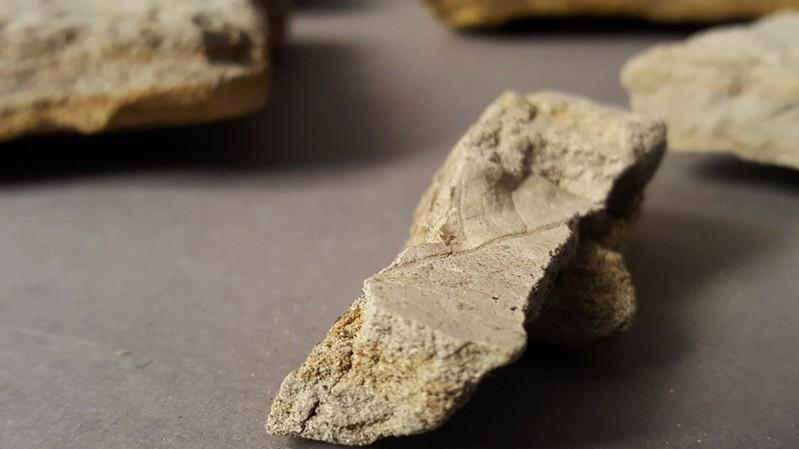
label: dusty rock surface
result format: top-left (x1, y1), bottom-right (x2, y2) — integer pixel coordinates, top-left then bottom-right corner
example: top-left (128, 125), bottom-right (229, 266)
top-left (622, 11), bottom-right (799, 170)
top-left (266, 91), bottom-right (666, 445)
top-left (425, 0), bottom-right (799, 28)
top-left (0, 0), bottom-right (275, 141)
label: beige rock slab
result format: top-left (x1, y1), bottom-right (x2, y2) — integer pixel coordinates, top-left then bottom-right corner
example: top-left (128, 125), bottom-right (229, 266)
top-left (425, 0), bottom-right (799, 28)
top-left (266, 91), bottom-right (665, 445)
top-left (622, 11), bottom-right (799, 170)
top-left (0, 0), bottom-right (274, 142)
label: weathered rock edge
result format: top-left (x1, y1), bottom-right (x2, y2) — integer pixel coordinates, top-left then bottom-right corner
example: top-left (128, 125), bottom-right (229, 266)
top-left (424, 0), bottom-right (799, 28)
top-left (0, 0), bottom-right (277, 142)
top-left (622, 10), bottom-right (799, 170)
top-left (266, 91), bottom-right (666, 445)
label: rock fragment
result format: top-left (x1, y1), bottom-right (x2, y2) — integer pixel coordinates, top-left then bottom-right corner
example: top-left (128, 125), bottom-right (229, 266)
top-left (266, 91), bottom-right (665, 445)
top-left (0, 0), bottom-right (277, 142)
top-left (622, 11), bottom-right (799, 170)
top-left (424, 0), bottom-right (799, 28)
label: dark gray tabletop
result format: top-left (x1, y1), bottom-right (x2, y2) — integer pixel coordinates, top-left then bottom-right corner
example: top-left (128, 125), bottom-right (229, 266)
top-left (1, 2), bottom-right (797, 448)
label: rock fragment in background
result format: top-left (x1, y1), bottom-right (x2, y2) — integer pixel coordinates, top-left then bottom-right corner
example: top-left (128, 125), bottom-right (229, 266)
top-left (622, 11), bottom-right (799, 170)
top-left (425, 0), bottom-right (799, 28)
top-left (266, 91), bottom-right (666, 445)
top-left (0, 0), bottom-right (279, 142)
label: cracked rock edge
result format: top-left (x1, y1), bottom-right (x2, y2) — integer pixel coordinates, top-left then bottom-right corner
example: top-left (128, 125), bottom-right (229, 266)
top-left (266, 91), bottom-right (666, 445)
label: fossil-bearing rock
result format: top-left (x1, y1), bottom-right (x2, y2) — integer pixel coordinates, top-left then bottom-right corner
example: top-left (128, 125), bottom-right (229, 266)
top-left (266, 92), bottom-right (665, 445)
top-left (0, 0), bottom-right (278, 142)
top-left (424, 0), bottom-right (799, 28)
top-left (622, 11), bottom-right (799, 170)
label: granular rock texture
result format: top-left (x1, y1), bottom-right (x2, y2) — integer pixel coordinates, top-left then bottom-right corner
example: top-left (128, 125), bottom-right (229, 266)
top-left (622, 11), bottom-right (799, 170)
top-left (531, 217), bottom-right (637, 345)
top-left (266, 92), bottom-right (665, 445)
top-left (0, 0), bottom-right (275, 141)
top-left (425, 0), bottom-right (799, 28)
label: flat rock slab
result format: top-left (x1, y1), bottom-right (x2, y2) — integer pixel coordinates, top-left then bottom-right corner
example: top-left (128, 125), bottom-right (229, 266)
top-left (0, 0), bottom-right (274, 142)
top-left (424, 0), bottom-right (799, 28)
top-left (266, 91), bottom-right (665, 445)
top-left (622, 11), bottom-right (799, 170)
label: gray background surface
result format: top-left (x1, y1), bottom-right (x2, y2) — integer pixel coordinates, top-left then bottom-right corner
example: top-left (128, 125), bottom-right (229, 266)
top-left (1, 2), bottom-right (798, 448)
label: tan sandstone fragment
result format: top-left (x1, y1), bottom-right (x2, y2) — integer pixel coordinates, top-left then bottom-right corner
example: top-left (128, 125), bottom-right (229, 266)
top-left (0, 0), bottom-right (277, 141)
top-left (424, 0), bottom-right (799, 28)
top-left (622, 11), bottom-right (799, 170)
top-left (266, 92), bottom-right (666, 445)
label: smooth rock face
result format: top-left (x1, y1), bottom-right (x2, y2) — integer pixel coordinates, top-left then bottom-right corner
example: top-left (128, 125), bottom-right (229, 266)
top-left (0, 0), bottom-right (273, 141)
top-left (622, 11), bottom-right (799, 170)
top-left (266, 92), bottom-right (666, 445)
top-left (425, 0), bottom-right (799, 28)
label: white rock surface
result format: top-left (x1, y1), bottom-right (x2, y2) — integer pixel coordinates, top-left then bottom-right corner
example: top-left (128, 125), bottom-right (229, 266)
top-left (622, 11), bottom-right (799, 169)
top-left (266, 91), bottom-right (666, 445)
top-left (0, 0), bottom-right (273, 141)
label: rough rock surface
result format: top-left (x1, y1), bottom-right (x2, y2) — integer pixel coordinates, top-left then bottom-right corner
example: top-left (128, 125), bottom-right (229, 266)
top-left (0, 0), bottom-right (274, 141)
top-left (530, 211), bottom-right (640, 345)
top-left (425, 0), bottom-right (799, 28)
top-left (622, 11), bottom-right (799, 170)
top-left (266, 92), bottom-right (665, 445)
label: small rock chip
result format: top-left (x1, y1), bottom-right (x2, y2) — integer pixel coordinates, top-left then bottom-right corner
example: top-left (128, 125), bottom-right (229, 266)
top-left (622, 11), bottom-right (799, 170)
top-left (0, 0), bottom-right (276, 141)
top-left (266, 92), bottom-right (665, 445)
top-left (424, 0), bottom-right (799, 28)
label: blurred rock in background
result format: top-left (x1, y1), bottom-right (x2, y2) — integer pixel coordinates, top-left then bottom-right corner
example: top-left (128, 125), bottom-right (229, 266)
top-left (0, 0), bottom-right (288, 142)
top-left (622, 11), bottom-right (799, 170)
top-left (424, 0), bottom-right (799, 28)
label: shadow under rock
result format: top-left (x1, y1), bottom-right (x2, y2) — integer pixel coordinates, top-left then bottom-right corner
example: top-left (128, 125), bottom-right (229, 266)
top-left (373, 209), bottom-right (776, 449)
top-left (693, 155), bottom-right (799, 193)
top-left (293, 0), bottom-right (369, 12)
top-left (460, 15), bottom-right (718, 39)
top-left (0, 42), bottom-right (408, 186)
